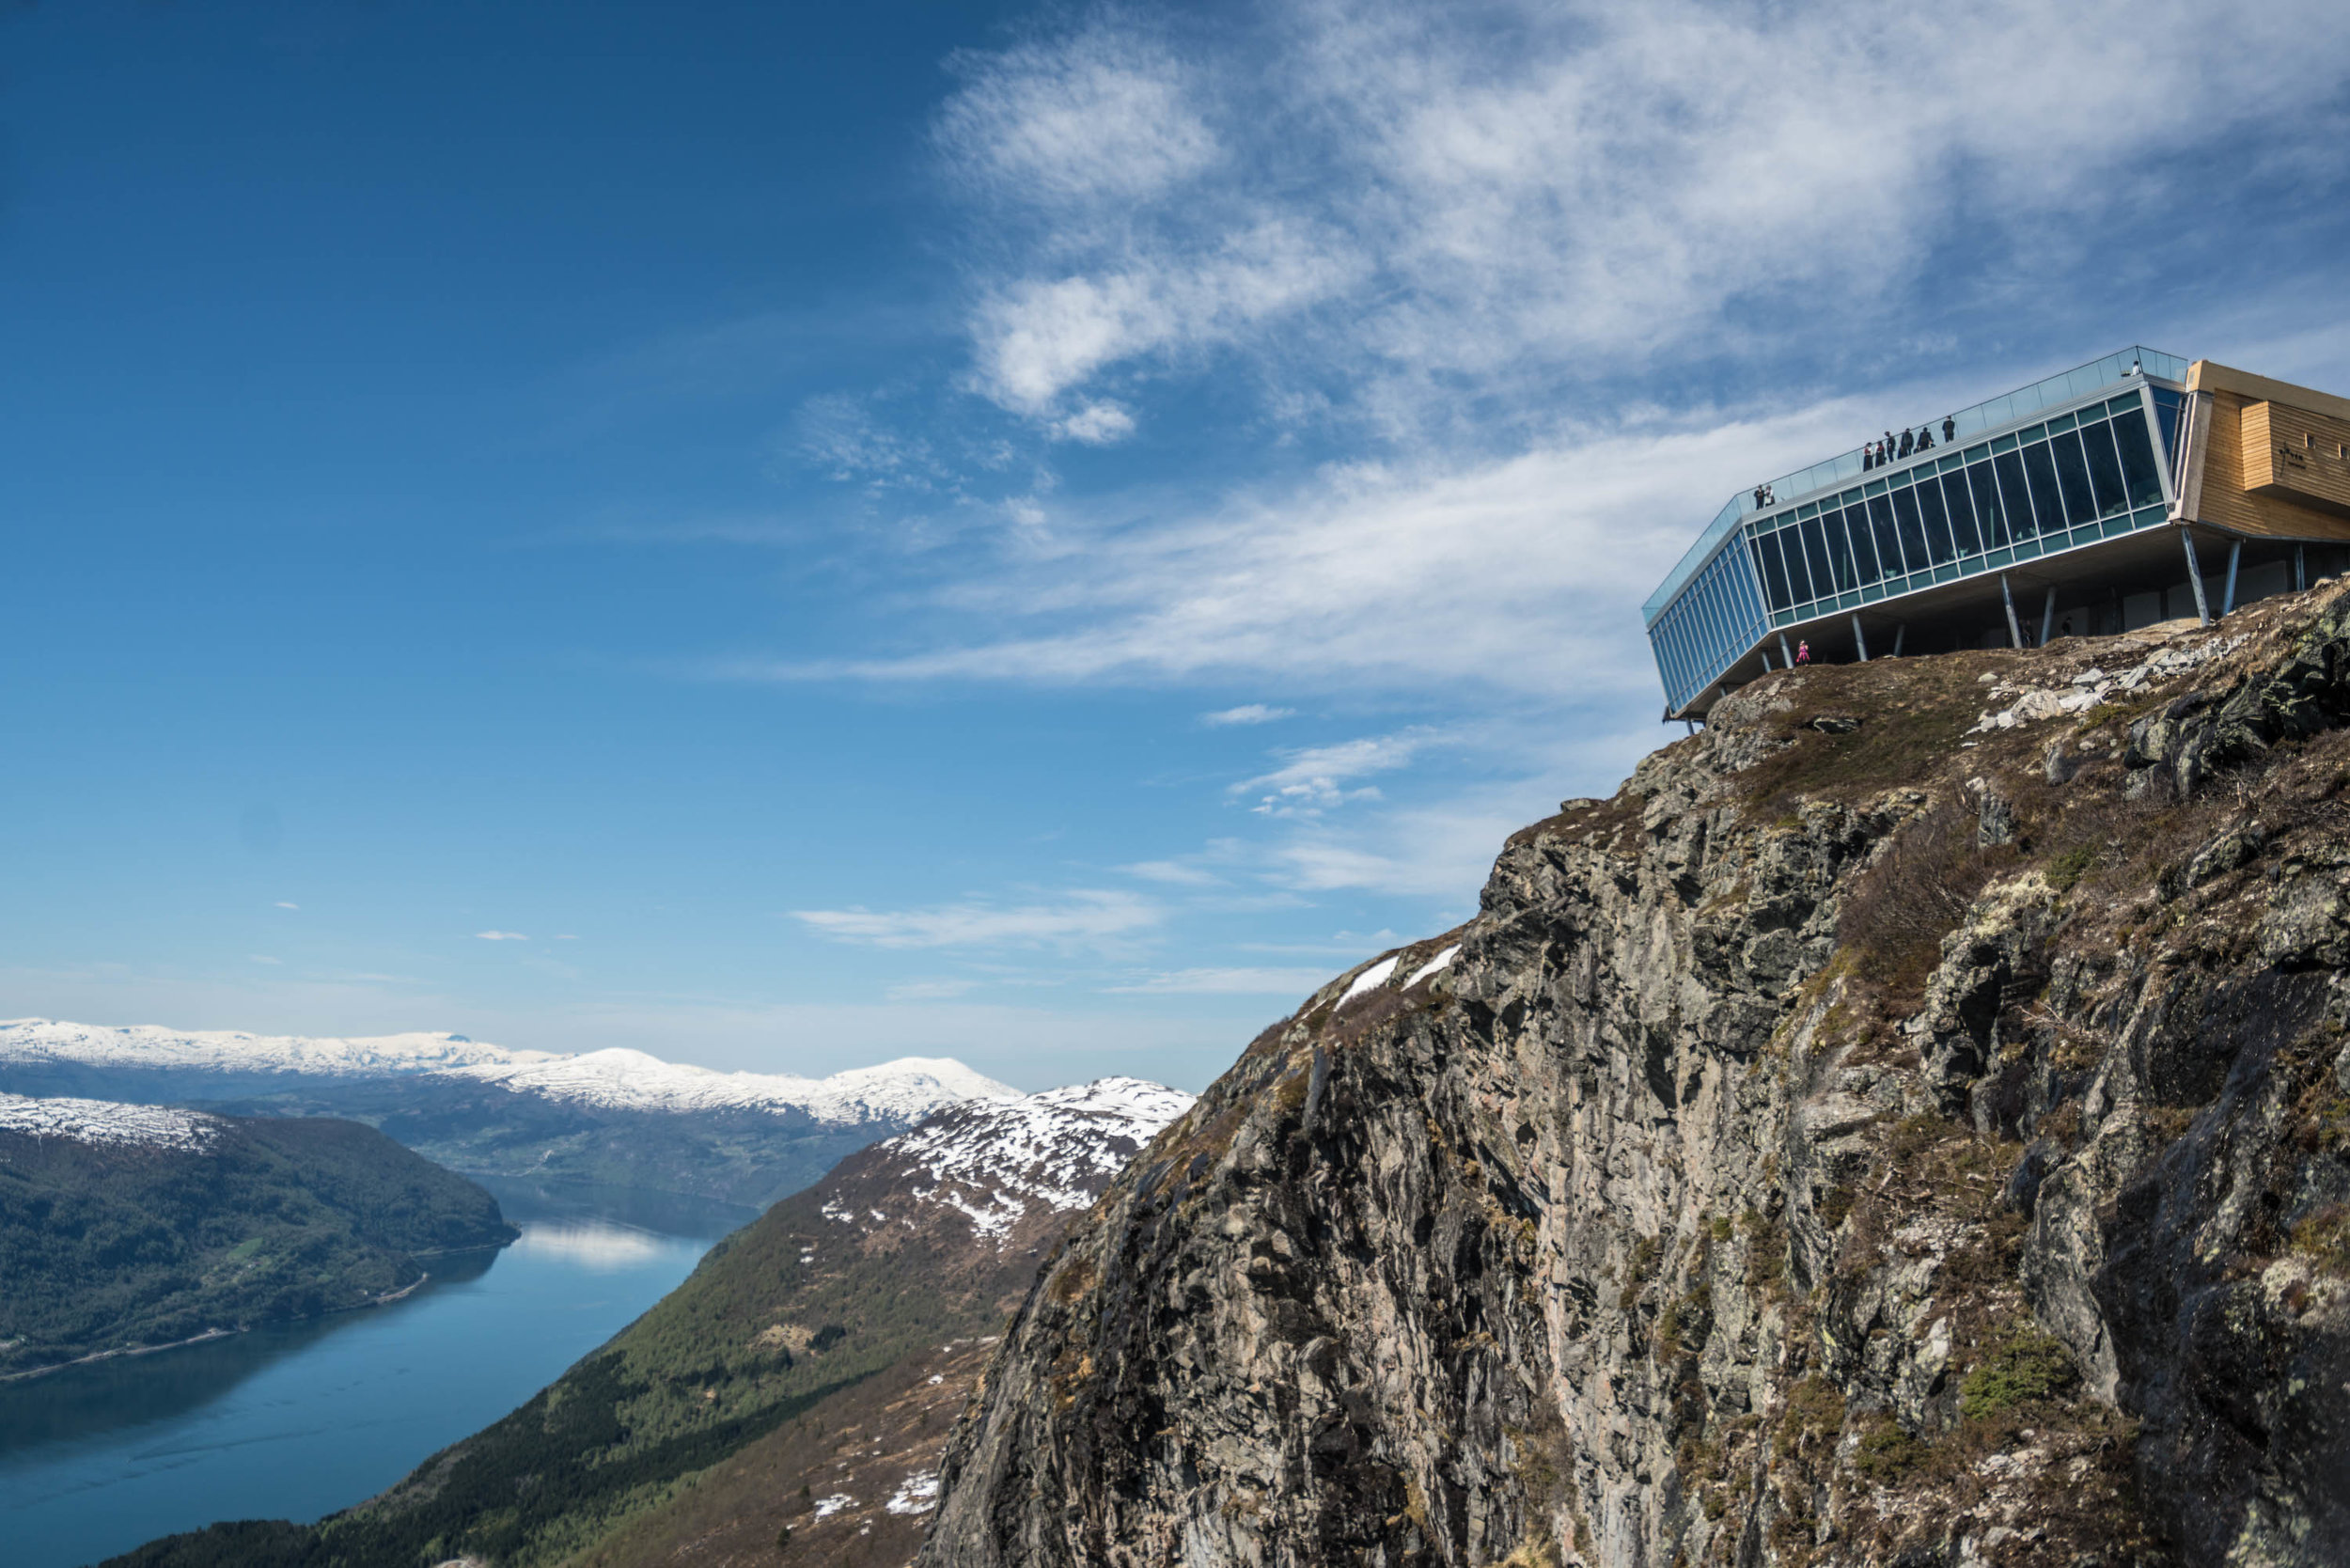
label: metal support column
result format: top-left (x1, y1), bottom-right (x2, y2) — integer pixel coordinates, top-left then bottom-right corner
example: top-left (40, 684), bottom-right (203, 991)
top-left (2182, 529), bottom-right (2212, 626)
top-left (1778, 633), bottom-right (1795, 666)
top-left (1852, 615), bottom-right (1869, 661)
top-left (2000, 572), bottom-right (2024, 649)
top-left (1892, 623), bottom-right (1906, 657)
top-left (2297, 544), bottom-right (2309, 592)
top-left (2222, 540), bottom-right (2242, 615)
top-left (2040, 587), bottom-right (2058, 646)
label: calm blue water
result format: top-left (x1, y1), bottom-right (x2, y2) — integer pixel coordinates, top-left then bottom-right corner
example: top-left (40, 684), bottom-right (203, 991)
top-left (0, 1177), bottom-right (753, 1568)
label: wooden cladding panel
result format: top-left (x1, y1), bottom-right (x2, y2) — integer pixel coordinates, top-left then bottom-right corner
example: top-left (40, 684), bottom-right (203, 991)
top-left (2242, 400), bottom-right (2350, 519)
top-left (2193, 390), bottom-right (2350, 541)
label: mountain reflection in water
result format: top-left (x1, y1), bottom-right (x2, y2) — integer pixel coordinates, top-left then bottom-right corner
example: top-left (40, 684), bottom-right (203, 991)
top-left (0, 1178), bottom-right (751, 1568)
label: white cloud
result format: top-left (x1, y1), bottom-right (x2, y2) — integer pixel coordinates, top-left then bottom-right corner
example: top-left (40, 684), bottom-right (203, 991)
top-left (790, 890), bottom-right (1163, 952)
top-left (1119, 859), bottom-right (1225, 887)
top-left (1051, 400), bottom-right (1136, 445)
top-left (1105, 966), bottom-right (1331, 995)
top-left (937, 20), bottom-right (1220, 208)
top-left (1200, 703), bottom-right (1293, 726)
top-left (249, 955), bottom-right (282, 965)
top-left (273, 901), bottom-right (299, 910)
top-left (941, 0), bottom-right (2350, 431)
top-left (1234, 729), bottom-right (1438, 817)
top-left (475, 931), bottom-right (530, 942)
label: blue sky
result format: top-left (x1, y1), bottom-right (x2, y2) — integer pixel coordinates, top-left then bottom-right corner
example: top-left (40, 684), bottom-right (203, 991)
top-left (5, 0), bottom-right (2348, 1091)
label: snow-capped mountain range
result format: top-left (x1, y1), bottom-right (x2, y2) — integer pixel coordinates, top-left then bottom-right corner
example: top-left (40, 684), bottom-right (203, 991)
top-left (0, 1090), bottom-right (219, 1151)
top-left (818, 1076), bottom-right (1195, 1246)
top-left (0, 1019), bottom-right (1017, 1127)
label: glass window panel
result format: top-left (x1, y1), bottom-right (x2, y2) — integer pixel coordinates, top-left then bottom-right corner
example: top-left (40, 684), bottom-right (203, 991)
top-left (1914, 473), bottom-right (1956, 564)
top-left (1798, 514), bottom-right (1832, 602)
top-left (2050, 430), bottom-right (2097, 525)
top-left (1892, 485), bottom-right (1930, 572)
top-left (1866, 494), bottom-right (1904, 577)
top-left (2112, 406), bottom-right (2165, 508)
top-left (1781, 525), bottom-right (1814, 604)
top-left (1993, 449), bottom-right (2036, 538)
top-left (1941, 470), bottom-right (1982, 556)
top-left (1753, 532), bottom-right (1790, 612)
top-left (2021, 440), bottom-right (2067, 533)
top-left (2018, 423), bottom-right (2047, 444)
top-left (1798, 502), bottom-right (1819, 519)
top-left (1992, 433), bottom-right (2019, 454)
top-left (1820, 505), bottom-right (1856, 592)
top-left (2080, 420), bottom-right (2128, 517)
top-left (1968, 461), bottom-right (2009, 547)
top-left (2046, 411), bottom-right (2077, 433)
top-left (1964, 444), bottom-right (1990, 463)
top-left (1845, 504), bottom-right (1883, 585)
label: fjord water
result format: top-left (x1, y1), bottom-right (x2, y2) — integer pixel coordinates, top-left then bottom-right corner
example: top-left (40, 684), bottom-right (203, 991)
top-left (0, 1178), bottom-right (752, 1568)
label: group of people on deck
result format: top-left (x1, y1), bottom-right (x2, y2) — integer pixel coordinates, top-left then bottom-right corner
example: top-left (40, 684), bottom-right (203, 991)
top-left (1861, 415), bottom-right (1960, 471)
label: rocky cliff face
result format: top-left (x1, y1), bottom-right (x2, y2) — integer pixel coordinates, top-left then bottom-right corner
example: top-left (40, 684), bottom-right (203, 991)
top-left (921, 587), bottom-right (2350, 1568)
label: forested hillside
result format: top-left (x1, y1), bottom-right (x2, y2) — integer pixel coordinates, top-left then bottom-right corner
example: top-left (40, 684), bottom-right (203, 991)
top-left (0, 1096), bottom-right (516, 1378)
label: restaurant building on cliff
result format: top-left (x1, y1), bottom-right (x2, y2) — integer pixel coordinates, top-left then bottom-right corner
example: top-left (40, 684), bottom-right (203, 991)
top-left (1644, 347), bottom-right (2350, 721)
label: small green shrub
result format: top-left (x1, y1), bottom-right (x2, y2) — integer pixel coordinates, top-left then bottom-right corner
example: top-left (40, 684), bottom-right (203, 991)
top-left (2045, 843), bottom-right (2099, 892)
top-left (1959, 1327), bottom-right (2078, 1419)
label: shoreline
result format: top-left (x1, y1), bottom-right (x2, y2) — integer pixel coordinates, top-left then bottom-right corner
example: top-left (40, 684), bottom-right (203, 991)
top-left (0, 1271), bottom-right (437, 1385)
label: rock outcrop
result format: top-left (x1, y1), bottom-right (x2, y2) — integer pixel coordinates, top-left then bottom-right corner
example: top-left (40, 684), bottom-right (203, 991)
top-left (921, 591), bottom-right (2350, 1568)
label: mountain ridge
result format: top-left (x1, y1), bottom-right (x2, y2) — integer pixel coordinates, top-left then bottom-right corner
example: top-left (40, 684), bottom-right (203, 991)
top-left (0, 1020), bottom-right (1022, 1209)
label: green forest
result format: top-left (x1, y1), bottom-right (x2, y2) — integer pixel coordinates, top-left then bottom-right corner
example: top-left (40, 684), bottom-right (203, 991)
top-left (0, 1113), bottom-right (517, 1377)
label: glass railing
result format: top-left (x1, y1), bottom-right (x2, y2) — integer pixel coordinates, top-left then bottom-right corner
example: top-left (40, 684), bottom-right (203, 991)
top-left (1642, 346), bottom-right (2191, 625)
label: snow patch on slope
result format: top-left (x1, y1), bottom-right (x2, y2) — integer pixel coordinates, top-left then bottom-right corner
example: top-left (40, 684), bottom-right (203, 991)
top-left (0, 1018), bottom-right (543, 1076)
top-left (0, 1092), bottom-right (218, 1151)
top-left (836, 1077), bottom-right (1194, 1246)
top-left (1340, 955), bottom-right (1401, 1005)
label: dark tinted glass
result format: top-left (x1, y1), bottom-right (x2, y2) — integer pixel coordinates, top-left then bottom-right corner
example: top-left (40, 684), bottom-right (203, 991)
top-left (1942, 471), bottom-right (1982, 555)
top-left (2080, 419), bottom-right (2128, 516)
top-left (1781, 525), bottom-right (1814, 603)
top-left (1866, 494), bottom-right (1903, 576)
top-left (1994, 449), bottom-right (2036, 537)
top-left (2021, 442), bottom-right (2066, 534)
top-left (1891, 486), bottom-right (1930, 572)
top-left (1914, 475), bottom-right (1956, 563)
top-left (1821, 505), bottom-right (1856, 592)
top-left (2050, 431), bottom-right (2097, 525)
top-left (1843, 505), bottom-right (1883, 585)
top-left (1967, 461), bottom-right (2009, 546)
top-left (2112, 407), bottom-right (2166, 508)
top-left (2151, 390), bottom-right (2180, 462)
top-left (1799, 515), bottom-right (1832, 600)
top-left (1755, 531), bottom-right (1792, 610)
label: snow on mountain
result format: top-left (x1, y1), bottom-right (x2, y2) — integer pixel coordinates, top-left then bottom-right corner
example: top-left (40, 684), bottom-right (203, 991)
top-left (0, 1091), bottom-right (218, 1151)
top-left (0, 1019), bottom-right (1018, 1129)
top-left (0, 1017), bottom-right (549, 1076)
top-left (823, 1076), bottom-right (1196, 1245)
top-left (446, 1048), bottom-right (1022, 1124)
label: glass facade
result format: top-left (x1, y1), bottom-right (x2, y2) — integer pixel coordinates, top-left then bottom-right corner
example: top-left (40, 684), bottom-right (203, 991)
top-left (1650, 523), bottom-right (1770, 717)
top-left (1645, 358), bottom-right (2192, 717)
top-left (1744, 391), bottom-right (2169, 625)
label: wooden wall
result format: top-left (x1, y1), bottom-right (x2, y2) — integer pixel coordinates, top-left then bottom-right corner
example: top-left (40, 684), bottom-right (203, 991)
top-left (2187, 360), bottom-right (2350, 541)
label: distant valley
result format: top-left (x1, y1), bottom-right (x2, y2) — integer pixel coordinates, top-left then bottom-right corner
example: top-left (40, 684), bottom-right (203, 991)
top-left (0, 1020), bottom-right (1020, 1209)
top-left (107, 1076), bottom-right (1195, 1568)
top-left (0, 1093), bottom-right (517, 1380)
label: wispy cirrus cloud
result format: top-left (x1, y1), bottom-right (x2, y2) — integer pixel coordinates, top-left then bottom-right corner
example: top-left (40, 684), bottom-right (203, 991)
top-left (475, 931), bottom-right (530, 942)
top-left (1201, 703), bottom-right (1293, 727)
top-left (1104, 965), bottom-right (1331, 996)
top-left (790, 889), bottom-right (1163, 952)
top-left (1233, 729), bottom-right (1442, 817)
top-left (939, 0), bottom-right (2350, 439)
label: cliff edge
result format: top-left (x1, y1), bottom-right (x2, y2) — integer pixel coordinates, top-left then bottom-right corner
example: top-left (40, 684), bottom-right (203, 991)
top-left (921, 586), bottom-right (2350, 1568)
